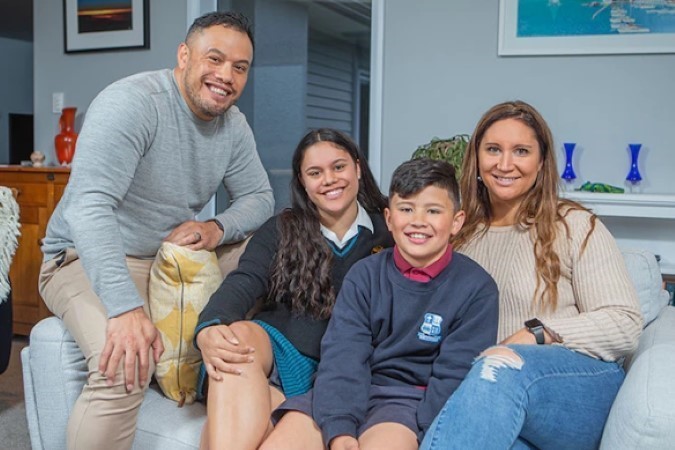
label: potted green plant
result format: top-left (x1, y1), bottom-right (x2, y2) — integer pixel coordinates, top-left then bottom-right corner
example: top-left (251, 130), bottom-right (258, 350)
top-left (411, 134), bottom-right (470, 179)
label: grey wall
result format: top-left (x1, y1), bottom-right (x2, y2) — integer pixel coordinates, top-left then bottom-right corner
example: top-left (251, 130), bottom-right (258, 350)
top-left (34, 0), bottom-right (187, 164)
top-left (378, 0), bottom-right (675, 194)
top-left (248, 0), bottom-right (308, 171)
top-left (221, 0), bottom-right (309, 212)
top-left (0, 37), bottom-right (33, 164)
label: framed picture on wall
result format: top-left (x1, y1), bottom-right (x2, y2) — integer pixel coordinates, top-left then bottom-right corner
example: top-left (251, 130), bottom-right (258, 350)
top-left (498, 0), bottom-right (675, 56)
top-left (63, 0), bottom-right (149, 53)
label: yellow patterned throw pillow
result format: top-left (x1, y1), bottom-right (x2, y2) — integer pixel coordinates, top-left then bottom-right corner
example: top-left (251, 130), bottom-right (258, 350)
top-left (149, 242), bottom-right (222, 406)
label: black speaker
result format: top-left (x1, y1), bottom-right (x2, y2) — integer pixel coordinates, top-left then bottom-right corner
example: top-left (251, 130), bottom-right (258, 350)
top-left (8, 113), bottom-right (34, 165)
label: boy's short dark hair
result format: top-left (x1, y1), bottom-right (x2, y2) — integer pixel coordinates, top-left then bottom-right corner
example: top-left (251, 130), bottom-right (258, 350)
top-left (186, 11), bottom-right (254, 49)
top-left (389, 158), bottom-right (460, 210)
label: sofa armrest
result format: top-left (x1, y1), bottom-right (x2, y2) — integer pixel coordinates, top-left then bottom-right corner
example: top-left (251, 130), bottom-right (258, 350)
top-left (23, 316), bottom-right (205, 450)
top-left (621, 249), bottom-right (670, 325)
top-left (600, 306), bottom-right (675, 449)
top-left (21, 346), bottom-right (43, 450)
top-left (25, 317), bottom-right (87, 450)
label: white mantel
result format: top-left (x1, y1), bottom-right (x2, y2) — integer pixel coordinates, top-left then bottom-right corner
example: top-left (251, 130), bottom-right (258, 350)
top-left (562, 191), bottom-right (675, 275)
top-left (562, 192), bottom-right (675, 220)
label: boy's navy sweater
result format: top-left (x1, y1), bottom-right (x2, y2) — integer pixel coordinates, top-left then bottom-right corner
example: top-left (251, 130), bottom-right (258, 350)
top-left (197, 212), bottom-right (393, 360)
top-left (313, 248), bottom-right (499, 443)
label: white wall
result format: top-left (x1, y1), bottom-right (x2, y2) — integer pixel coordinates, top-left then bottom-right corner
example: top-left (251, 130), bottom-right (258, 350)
top-left (33, 0), bottom-right (187, 164)
top-left (377, 0), bottom-right (675, 194)
top-left (0, 37), bottom-right (33, 164)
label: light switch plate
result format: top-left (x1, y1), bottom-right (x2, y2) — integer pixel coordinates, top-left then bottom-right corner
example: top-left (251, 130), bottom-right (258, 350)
top-left (52, 92), bottom-right (65, 114)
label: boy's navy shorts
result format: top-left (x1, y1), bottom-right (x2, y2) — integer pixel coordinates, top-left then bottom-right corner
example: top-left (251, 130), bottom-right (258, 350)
top-left (272, 384), bottom-right (424, 439)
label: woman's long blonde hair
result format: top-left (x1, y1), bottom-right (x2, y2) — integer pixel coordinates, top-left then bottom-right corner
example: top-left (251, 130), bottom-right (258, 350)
top-left (453, 100), bottom-right (595, 311)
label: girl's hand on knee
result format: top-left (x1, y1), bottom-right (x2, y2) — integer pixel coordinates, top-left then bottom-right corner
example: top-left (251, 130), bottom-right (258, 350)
top-left (330, 435), bottom-right (360, 450)
top-left (196, 325), bottom-right (255, 381)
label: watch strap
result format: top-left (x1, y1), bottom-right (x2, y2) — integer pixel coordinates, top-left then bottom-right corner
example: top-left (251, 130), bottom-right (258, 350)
top-left (530, 325), bottom-right (545, 345)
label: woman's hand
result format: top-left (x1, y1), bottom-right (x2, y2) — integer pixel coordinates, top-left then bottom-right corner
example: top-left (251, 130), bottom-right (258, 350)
top-left (500, 327), bottom-right (557, 345)
top-left (500, 327), bottom-right (539, 345)
top-left (330, 435), bottom-right (360, 450)
top-left (196, 325), bottom-right (255, 381)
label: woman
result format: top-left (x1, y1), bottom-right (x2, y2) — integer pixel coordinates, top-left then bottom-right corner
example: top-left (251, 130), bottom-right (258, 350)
top-left (420, 101), bottom-right (643, 450)
top-left (195, 128), bottom-right (393, 450)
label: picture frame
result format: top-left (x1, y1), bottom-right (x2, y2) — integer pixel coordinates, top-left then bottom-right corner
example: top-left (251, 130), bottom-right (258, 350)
top-left (63, 0), bottom-right (149, 53)
top-left (498, 0), bottom-right (675, 56)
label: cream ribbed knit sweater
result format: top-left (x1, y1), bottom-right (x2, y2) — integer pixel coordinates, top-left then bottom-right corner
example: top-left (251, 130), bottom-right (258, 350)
top-left (459, 208), bottom-right (643, 362)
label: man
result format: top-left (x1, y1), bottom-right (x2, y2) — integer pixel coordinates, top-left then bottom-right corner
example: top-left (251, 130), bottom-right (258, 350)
top-left (39, 11), bottom-right (273, 449)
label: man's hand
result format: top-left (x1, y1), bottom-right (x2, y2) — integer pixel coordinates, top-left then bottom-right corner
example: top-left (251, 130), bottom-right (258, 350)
top-left (98, 307), bottom-right (164, 392)
top-left (196, 325), bottom-right (255, 381)
top-left (330, 435), bottom-right (360, 450)
top-left (164, 220), bottom-right (224, 251)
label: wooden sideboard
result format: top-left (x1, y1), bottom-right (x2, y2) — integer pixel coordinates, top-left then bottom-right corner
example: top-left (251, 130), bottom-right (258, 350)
top-left (0, 166), bottom-right (70, 335)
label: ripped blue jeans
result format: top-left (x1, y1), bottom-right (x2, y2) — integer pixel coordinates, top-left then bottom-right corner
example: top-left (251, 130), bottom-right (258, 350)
top-left (420, 345), bottom-right (624, 450)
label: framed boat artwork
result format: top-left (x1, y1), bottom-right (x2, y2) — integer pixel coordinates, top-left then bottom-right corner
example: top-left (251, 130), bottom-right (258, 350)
top-left (499, 0), bottom-right (675, 55)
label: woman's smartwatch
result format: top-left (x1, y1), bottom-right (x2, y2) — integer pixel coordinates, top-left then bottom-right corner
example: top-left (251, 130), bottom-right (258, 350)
top-left (525, 318), bottom-right (546, 345)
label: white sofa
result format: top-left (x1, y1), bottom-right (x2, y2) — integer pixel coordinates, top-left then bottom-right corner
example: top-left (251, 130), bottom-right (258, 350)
top-left (21, 250), bottom-right (675, 449)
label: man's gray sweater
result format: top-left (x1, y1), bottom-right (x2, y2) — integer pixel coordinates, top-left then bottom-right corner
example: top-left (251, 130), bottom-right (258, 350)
top-left (42, 69), bottom-right (274, 318)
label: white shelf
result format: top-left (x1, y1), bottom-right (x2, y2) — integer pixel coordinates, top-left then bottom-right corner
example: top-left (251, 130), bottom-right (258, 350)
top-left (561, 192), bottom-right (675, 219)
top-left (561, 191), bottom-right (675, 275)
top-left (660, 263), bottom-right (675, 275)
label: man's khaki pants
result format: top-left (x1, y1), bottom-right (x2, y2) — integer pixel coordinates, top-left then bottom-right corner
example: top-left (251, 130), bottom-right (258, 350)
top-left (38, 241), bottom-right (247, 450)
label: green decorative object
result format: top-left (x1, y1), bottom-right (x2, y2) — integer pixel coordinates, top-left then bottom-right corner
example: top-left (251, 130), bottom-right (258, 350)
top-left (411, 134), bottom-right (470, 179)
top-left (577, 181), bottom-right (625, 194)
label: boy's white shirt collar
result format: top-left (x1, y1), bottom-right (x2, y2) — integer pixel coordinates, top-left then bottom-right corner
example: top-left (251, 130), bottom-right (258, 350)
top-left (320, 203), bottom-right (373, 249)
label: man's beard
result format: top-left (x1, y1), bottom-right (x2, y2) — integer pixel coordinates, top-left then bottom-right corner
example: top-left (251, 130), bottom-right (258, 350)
top-left (183, 69), bottom-right (231, 119)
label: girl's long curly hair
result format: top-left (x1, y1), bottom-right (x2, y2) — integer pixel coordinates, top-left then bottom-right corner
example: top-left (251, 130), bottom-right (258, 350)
top-left (453, 100), bottom-right (595, 312)
top-left (267, 129), bottom-right (388, 319)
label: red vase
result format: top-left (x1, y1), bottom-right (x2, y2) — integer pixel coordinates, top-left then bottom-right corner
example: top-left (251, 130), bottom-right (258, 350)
top-left (55, 107), bottom-right (78, 166)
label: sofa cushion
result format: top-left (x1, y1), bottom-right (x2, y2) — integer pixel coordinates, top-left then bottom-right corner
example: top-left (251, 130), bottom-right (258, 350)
top-left (148, 242), bottom-right (221, 405)
top-left (134, 386), bottom-right (204, 449)
top-left (621, 249), bottom-right (670, 325)
top-left (600, 306), bottom-right (675, 449)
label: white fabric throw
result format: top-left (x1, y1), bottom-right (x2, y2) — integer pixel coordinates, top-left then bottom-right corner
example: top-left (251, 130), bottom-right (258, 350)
top-left (0, 187), bottom-right (20, 304)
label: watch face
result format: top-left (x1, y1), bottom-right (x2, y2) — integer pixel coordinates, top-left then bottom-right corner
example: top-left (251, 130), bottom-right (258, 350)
top-left (525, 318), bottom-right (543, 329)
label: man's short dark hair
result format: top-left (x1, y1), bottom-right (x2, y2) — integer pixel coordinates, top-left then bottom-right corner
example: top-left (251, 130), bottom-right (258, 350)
top-left (186, 11), bottom-right (254, 50)
top-left (389, 158), bottom-right (461, 210)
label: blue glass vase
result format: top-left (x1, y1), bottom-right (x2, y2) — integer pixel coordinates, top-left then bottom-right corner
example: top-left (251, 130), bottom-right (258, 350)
top-left (561, 142), bottom-right (577, 190)
top-left (626, 144), bottom-right (642, 190)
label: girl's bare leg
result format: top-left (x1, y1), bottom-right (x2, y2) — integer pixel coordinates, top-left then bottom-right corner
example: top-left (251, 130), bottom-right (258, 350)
top-left (359, 422), bottom-right (418, 450)
top-left (199, 321), bottom-right (279, 450)
top-left (259, 411), bottom-right (324, 450)
top-left (263, 384), bottom-right (287, 437)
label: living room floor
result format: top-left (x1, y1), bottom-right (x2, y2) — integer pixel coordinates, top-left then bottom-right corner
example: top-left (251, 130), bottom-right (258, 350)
top-left (0, 336), bottom-right (30, 449)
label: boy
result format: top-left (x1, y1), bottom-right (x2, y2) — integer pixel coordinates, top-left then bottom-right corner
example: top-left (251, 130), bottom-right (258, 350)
top-left (272, 158), bottom-right (499, 449)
